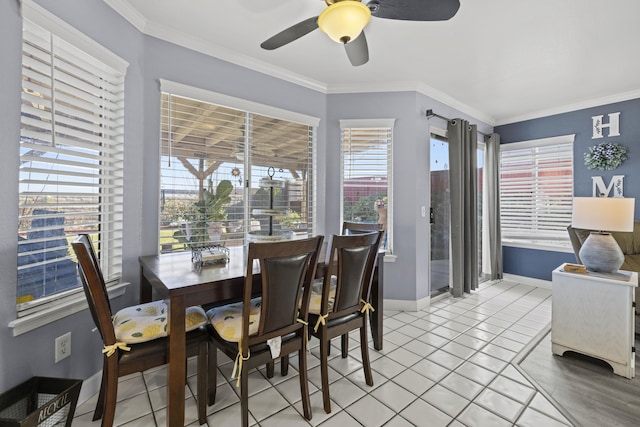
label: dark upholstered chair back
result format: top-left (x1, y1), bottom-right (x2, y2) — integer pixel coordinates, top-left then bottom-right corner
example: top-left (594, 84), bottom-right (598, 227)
top-left (72, 234), bottom-right (115, 345)
top-left (326, 231), bottom-right (383, 316)
top-left (342, 221), bottom-right (383, 235)
top-left (244, 236), bottom-right (324, 349)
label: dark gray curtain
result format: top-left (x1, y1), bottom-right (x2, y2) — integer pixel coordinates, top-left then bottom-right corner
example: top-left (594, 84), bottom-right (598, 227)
top-left (485, 133), bottom-right (503, 280)
top-left (448, 119), bottom-right (478, 296)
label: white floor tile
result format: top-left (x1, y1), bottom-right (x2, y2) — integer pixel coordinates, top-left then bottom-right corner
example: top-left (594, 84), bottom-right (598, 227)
top-left (391, 369), bottom-right (434, 396)
top-left (317, 409), bottom-right (362, 426)
top-left (72, 282), bottom-right (579, 427)
top-left (344, 395), bottom-right (395, 427)
top-left (528, 392), bottom-right (572, 424)
top-left (474, 388), bottom-right (524, 423)
top-left (422, 384), bottom-right (470, 418)
top-left (516, 407), bottom-right (571, 427)
top-left (112, 392), bottom-right (153, 426)
top-left (369, 380), bottom-right (417, 413)
top-left (260, 406), bottom-right (312, 427)
top-left (489, 375), bottom-right (535, 404)
top-left (457, 403), bottom-right (512, 427)
top-left (325, 377), bottom-right (366, 409)
top-left (399, 399), bottom-right (452, 427)
top-left (438, 372), bottom-right (484, 401)
top-left (247, 387), bottom-right (290, 422)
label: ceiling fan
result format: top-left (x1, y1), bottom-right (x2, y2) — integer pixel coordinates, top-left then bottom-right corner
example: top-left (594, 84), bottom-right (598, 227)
top-left (260, 0), bottom-right (460, 66)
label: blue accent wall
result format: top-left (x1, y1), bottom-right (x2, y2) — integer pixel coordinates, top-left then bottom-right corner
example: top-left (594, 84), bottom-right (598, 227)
top-left (496, 97), bottom-right (640, 280)
top-left (503, 247), bottom-right (576, 281)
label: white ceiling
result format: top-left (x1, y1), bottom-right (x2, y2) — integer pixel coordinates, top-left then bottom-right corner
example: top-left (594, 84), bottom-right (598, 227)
top-left (104, 0), bottom-right (640, 125)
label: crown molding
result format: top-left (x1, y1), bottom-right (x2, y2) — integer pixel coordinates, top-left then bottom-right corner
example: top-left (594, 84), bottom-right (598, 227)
top-left (109, 0), bottom-right (640, 127)
top-left (103, 0), bottom-right (328, 93)
top-left (414, 81), bottom-right (497, 126)
top-left (497, 89), bottom-right (640, 126)
top-left (102, 0), bottom-right (147, 32)
top-left (327, 80), bottom-right (497, 127)
top-left (102, 0), bottom-right (498, 125)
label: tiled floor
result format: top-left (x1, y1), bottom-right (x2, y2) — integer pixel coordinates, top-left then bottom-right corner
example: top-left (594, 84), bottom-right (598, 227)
top-left (72, 280), bottom-right (575, 426)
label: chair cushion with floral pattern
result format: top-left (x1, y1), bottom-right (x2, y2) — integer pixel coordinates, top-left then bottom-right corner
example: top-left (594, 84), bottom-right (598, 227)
top-left (207, 298), bottom-right (262, 342)
top-left (113, 301), bottom-right (208, 344)
top-left (307, 276), bottom-right (337, 314)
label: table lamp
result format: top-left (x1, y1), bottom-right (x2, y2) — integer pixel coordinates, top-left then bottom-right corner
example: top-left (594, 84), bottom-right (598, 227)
top-left (572, 196), bottom-right (635, 273)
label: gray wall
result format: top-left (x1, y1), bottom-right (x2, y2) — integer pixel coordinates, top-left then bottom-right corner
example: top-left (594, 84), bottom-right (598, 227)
top-left (0, 0), bottom-right (327, 393)
top-left (325, 92), bottom-right (492, 302)
top-left (496, 97), bottom-right (640, 280)
top-left (0, 0), bottom-right (491, 393)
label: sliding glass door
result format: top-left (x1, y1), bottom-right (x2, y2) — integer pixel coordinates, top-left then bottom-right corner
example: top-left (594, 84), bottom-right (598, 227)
top-left (429, 130), bottom-right (488, 296)
top-left (430, 134), bottom-right (451, 296)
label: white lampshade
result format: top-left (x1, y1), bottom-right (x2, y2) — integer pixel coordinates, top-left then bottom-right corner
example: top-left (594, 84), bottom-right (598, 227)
top-left (318, 1), bottom-right (371, 44)
top-left (572, 197), bottom-right (635, 232)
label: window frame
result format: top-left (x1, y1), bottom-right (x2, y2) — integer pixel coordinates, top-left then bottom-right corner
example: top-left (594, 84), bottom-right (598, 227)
top-left (12, 1), bottom-right (128, 334)
top-left (339, 118), bottom-right (395, 254)
top-left (499, 134), bottom-right (575, 251)
top-left (158, 80), bottom-right (319, 250)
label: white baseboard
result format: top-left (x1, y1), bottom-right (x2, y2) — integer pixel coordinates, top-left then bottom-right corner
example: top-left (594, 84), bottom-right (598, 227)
top-left (502, 273), bottom-right (552, 289)
top-left (384, 296), bottom-right (431, 312)
top-left (78, 370), bottom-right (102, 406)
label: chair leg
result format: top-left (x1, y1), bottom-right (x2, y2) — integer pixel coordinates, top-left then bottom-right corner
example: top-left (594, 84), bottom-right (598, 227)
top-left (266, 360), bottom-right (275, 378)
top-left (207, 342), bottom-right (217, 406)
top-left (197, 341), bottom-right (207, 425)
top-left (298, 339), bottom-right (312, 420)
top-left (341, 334), bottom-right (349, 358)
top-left (92, 365), bottom-right (108, 421)
top-left (360, 322), bottom-right (373, 387)
top-left (281, 355), bottom-right (289, 376)
top-left (319, 333), bottom-right (332, 414)
top-left (240, 367), bottom-right (250, 427)
top-left (101, 356), bottom-right (119, 427)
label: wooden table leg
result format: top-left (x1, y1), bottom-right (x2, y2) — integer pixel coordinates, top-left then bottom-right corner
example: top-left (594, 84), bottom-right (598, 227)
top-left (166, 295), bottom-right (186, 427)
top-left (139, 265), bottom-right (152, 303)
top-left (370, 252), bottom-right (384, 350)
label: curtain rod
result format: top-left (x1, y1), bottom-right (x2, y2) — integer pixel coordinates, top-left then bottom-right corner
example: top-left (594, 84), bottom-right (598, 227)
top-left (425, 109), bottom-right (489, 138)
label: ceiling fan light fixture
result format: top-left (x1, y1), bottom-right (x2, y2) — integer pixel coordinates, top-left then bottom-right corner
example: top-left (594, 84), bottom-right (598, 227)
top-left (318, 1), bottom-right (371, 44)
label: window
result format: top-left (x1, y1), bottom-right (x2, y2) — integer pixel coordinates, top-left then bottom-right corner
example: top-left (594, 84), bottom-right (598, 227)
top-left (500, 135), bottom-right (574, 249)
top-left (159, 82), bottom-right (317, 252)
top-left (17, 5), bottom-right (127, 313)
top-left (340, 119), bottom-right (394, 251)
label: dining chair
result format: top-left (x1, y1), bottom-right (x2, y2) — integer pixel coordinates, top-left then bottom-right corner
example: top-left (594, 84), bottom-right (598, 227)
top-left (307, 231), bottom-right (383, 413)
top-left (71, 234), bottom-right (209, 427)
top-left (327, 221), bottom-right (383, 356)
top-left (206, 235), bottom-right (324, 427)
top-left (342, 220), bottom-right (383, 235)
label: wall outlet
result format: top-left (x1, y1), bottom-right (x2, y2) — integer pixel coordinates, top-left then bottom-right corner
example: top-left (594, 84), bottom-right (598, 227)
top-left (55, 332), bottom-right (71, 363)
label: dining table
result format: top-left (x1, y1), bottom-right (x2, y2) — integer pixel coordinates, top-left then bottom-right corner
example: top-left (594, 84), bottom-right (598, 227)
top-left (138, 242), bottom-right (384, 427)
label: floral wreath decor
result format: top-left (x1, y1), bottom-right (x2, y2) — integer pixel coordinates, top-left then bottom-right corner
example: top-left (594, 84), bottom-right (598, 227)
top-left (584, 142), bottom-right (627, 171)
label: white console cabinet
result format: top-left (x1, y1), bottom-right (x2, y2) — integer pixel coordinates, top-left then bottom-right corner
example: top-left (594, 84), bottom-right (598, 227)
top-left (552, 263), bottom-right (637, 379)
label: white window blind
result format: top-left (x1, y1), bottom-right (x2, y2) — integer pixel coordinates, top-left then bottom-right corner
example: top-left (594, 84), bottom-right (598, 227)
top-left (500, 136), bottom-right (574, 247)
top-left (160, 93), bottom-right (314, 252)
top-left (340, 119), bottom-right (394, 251)
top-left (18, 17), bottom-right (126, 309)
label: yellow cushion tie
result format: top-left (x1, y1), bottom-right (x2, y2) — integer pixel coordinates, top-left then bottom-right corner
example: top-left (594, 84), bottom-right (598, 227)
top-left (102, 342), bottom-right (131, 357)
top-left (360, 299), bottom-right (375, 314)
top-left (313, 314), bottom-right (328, 333)
top-left (231, 344), bottom-right (250, 388)
top-left (297, 318), bottom-right (310, 350)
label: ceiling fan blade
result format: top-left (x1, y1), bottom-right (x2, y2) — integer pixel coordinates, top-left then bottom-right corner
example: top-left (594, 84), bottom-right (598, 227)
top-left (344, 31), bottom-right (369, 66)
top-left (260, 16), bottom-right (319, 50)
top-left (367, 0), bottom-right (460, 21)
